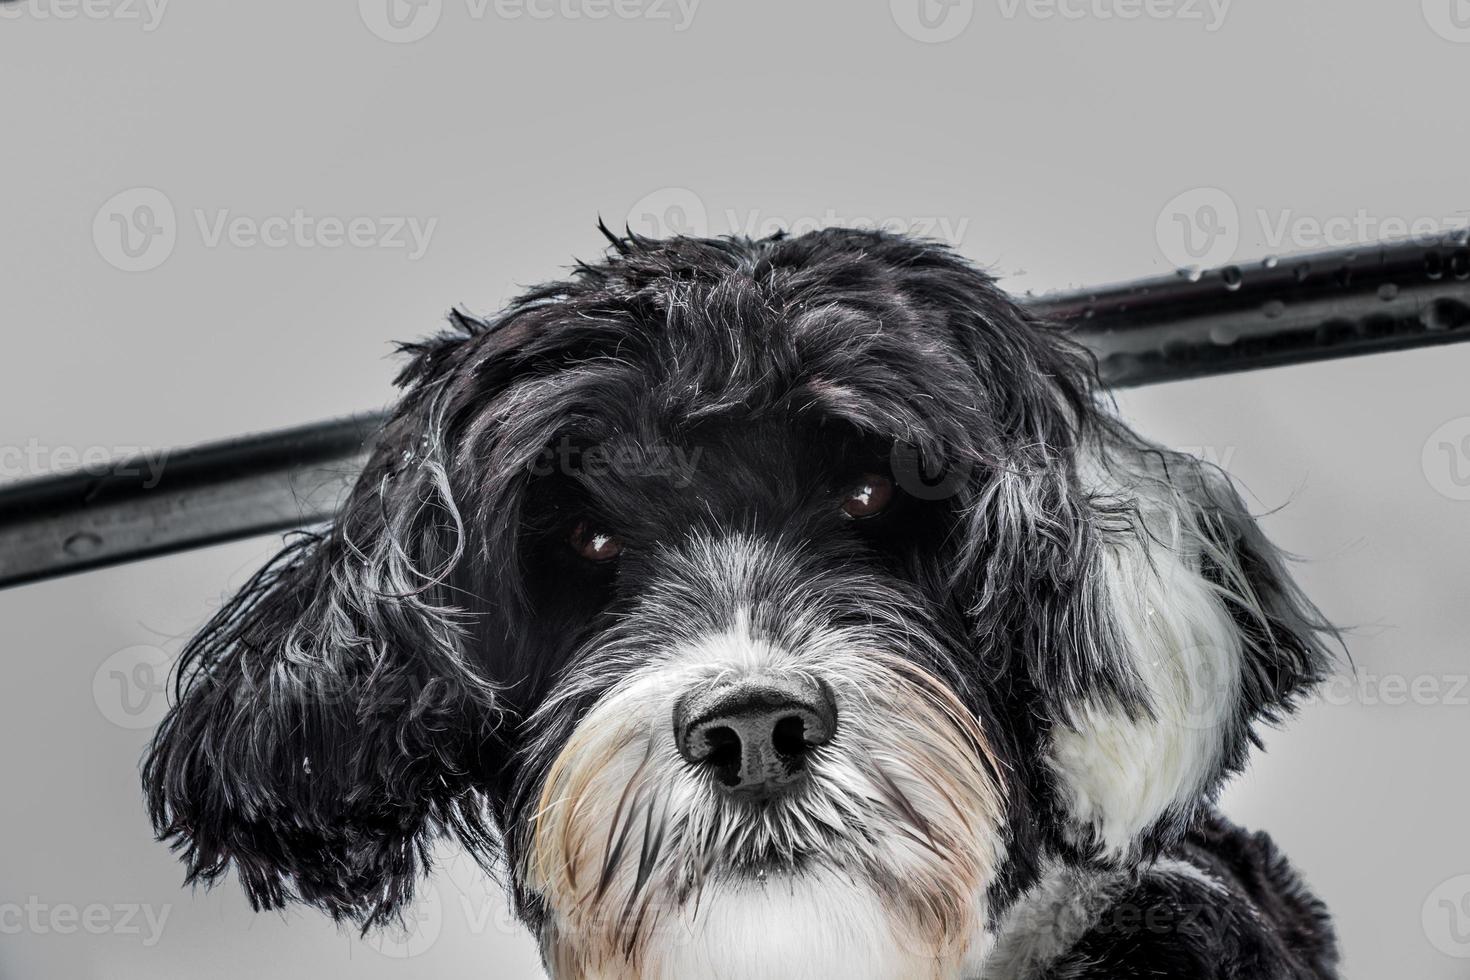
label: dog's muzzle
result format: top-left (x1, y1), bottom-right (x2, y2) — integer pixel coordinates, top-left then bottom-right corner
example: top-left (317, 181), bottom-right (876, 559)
top-left (523, 536), bottom-right (1009, 978)
top-left (673, 675), bottom-right (838, 801)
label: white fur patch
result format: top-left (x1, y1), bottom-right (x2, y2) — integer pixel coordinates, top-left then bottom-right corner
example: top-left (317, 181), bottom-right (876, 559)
top-left (1047, 496), bottom-right (1242, 857)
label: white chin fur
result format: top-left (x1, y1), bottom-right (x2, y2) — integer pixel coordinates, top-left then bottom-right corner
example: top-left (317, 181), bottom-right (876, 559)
top-left (606, 873), bottom-right (976, 980)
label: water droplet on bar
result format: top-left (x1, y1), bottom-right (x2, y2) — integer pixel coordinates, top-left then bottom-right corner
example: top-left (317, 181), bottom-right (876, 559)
top-left (63, 532), bottom-right (104, 557)
top-left (1209, 324), bottom-right (1241, 345)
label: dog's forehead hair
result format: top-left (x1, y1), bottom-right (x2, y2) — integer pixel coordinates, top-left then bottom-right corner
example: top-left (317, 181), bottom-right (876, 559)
top-left (502, 315), bottom-right (990, 523)
top-left (507, 308), bottom-right (964, 525)
top-left (550, 312), bottom-right (947, 427)
top-left (485, 249), bottom-right (1000, 443)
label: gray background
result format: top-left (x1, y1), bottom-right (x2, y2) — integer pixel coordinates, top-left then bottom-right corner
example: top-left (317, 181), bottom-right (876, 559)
top-left (2, 1), bottom-right (1469, 977)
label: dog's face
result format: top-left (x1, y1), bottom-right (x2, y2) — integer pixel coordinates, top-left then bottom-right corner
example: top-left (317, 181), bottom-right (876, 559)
top-left (145, 229), bottom-right (1332, 980)
top-left (507, 321), bottom-right (1011, 976)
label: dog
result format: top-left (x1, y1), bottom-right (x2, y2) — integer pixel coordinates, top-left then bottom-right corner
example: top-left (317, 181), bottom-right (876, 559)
top-left (144, 227), bottom-right (1340, 979)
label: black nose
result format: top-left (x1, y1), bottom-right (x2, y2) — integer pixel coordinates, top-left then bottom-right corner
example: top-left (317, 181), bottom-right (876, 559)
top-left (674, 677), bottom-right (838, 801)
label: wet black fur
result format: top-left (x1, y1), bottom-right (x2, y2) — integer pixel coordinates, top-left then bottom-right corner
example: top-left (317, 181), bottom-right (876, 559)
top-left (1042, 813), bottom-right (1338, 979)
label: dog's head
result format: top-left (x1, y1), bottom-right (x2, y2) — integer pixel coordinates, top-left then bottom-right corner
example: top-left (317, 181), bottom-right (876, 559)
top-left (144, 228), bottom-right (1334, 979)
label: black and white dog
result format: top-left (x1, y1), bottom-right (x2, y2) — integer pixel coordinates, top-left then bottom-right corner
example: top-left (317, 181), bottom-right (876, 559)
top-left (144, 228), bottom-right (1340, 979)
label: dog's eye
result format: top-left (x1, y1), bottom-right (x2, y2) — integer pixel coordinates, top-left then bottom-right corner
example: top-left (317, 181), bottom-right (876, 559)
top-left (569, 521), bottom-right (624, 562)
top-left (840, 474), bottom-right (894, 520)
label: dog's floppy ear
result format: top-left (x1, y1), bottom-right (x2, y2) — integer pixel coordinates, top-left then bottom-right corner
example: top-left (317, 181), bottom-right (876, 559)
top-left (143, 322), bottom-right (509, 926)
top-left (879, 248), bottom-right (1334, 862)
top-left (1045, 431), bottom-right (1337, 860)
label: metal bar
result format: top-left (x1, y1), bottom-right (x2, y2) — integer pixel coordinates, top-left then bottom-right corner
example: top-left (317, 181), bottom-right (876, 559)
top-left (0, 415), bottom-right (382, 589)
top-left (1052, 233), bottom-right (1470, 387)
top-left (2, 234), bottom-right (1468, 591)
